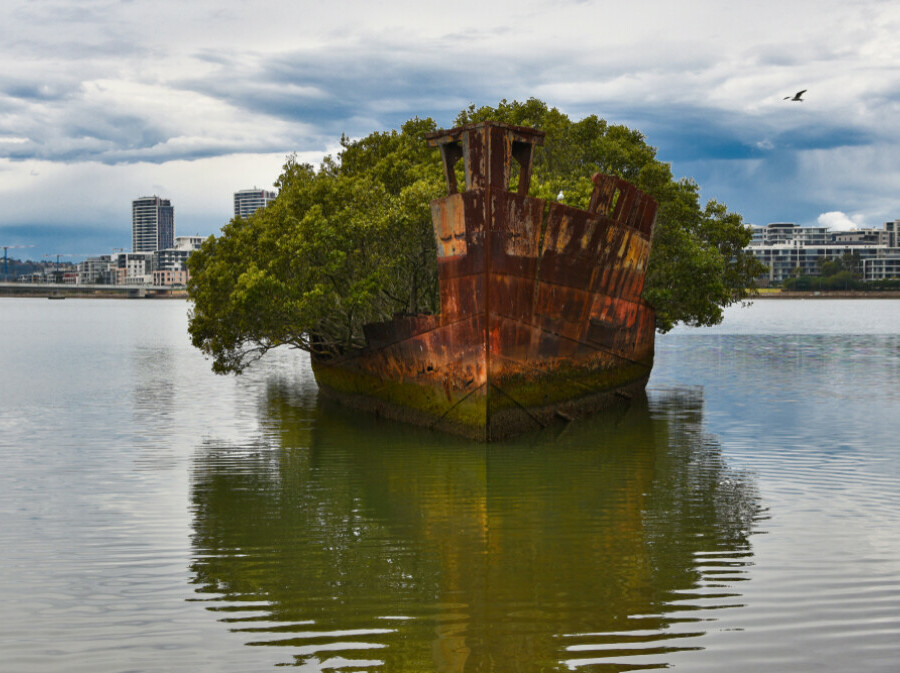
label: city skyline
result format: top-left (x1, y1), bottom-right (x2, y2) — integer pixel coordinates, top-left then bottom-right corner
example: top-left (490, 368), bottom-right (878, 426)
top-left (3, 193), bottom-right (899, 265)
top-left (2, 1), bottom-right (899, 260)
top-left (0, 187), bottom-right (276, 263)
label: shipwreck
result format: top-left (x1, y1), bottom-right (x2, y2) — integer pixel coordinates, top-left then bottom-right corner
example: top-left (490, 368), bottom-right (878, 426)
top-left (311, 121), bottom-right (658, 441)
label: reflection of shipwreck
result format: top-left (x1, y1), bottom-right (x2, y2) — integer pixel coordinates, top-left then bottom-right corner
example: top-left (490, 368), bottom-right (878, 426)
top-left (312, 121), bottom-right (658, 441)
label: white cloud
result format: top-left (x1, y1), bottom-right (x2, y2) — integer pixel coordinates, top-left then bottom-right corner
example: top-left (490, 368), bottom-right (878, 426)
top-left (817, 211), bottom-right (863, 231)
top-left (0, 149), bottom-right (332, 238)
top-left (799, 145), bottom-right (900, 225)
top-left (2, 0), bottom-right (900, 250)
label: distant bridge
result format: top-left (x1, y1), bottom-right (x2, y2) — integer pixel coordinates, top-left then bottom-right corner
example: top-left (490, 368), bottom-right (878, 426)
top-left (0, 282), bottom-right (188, 298)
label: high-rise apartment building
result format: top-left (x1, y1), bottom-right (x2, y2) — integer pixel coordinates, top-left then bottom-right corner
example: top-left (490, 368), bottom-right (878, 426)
top-left (132, 196), bottom-right (175, 253)
top-left (234, 188), bottom-right (276, 219)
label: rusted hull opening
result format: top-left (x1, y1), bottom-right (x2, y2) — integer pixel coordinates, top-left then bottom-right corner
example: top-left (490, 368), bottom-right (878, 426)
top-left (311, 122), bottom-right (658, 442)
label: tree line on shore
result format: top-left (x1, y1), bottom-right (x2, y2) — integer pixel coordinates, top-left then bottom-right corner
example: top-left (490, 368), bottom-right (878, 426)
top-left (781, 252), bottom-right (900, 291)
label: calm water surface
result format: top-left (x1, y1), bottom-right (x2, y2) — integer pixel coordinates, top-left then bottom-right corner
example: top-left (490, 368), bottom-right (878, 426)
top-left (1, 297), bottom-right (898, 672)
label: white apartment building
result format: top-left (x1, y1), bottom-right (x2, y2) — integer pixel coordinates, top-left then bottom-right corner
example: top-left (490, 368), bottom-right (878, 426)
top-left (862, 256), bottom-right (900, 281)
top-left (78, 237), bottom-right (201, 287)
top-left (111, 251), bottom-right (154, 285)
top-left (174, 236), bottom-right (204, 251)
top-left (151, 237), bottom-right (203, 286)
top-left (77, 255), bottom-right (113, 285)
top-left (234, 188), bottom-right (276, 219)
top-left (747, 221), bottom-right (900, 283)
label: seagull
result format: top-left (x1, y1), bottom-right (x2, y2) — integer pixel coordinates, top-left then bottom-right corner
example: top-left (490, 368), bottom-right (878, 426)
top-left (784, 89), bottom-right (807, 101)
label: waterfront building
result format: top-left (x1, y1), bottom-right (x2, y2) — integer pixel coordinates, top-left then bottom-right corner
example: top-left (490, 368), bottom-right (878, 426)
top-left (886, 221), bottom-right (899, 248)
top-left (109, 267), bottom-right (127, 285)
top-left (133, 196), bottom-right (175, 253)
top-left (829, 228), bottom-right (891, 247)
top-left (862, 256), bottom-right (900, 281)
top-left (77, 255), bottom-right (113, 285)
top-left (747, 221), bottom-right (900, 283)
top-left (174, 236), bottom-right (204, 251)
top-left (113, 251), bottom-right (154, 285)
top-left (234, 188), bottom-right (276, 219)
top-left (152, 268), bottom-right (189, 286)
top-left (154, 247), bottom-right (191, 271)
top-left (150, 237), bottom-right (203, 286)
top-left (751, 223), bottom-right (831, 247)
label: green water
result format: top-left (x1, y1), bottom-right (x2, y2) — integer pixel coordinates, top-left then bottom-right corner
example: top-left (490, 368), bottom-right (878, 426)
top-left (1, 298), bottom-right (898, 671)
top-left (190, 388), bottom-right (758, 671)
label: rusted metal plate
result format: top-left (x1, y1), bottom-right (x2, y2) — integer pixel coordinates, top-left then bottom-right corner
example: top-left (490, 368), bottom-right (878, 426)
top-left (363, 314), bottom-right (440, 350)
top-left (313, 121), bottom-right (659, 441)
top-left (431, 191), bottom-right (484, 278)
top-left (488, 273), bottom-right (535, 324)
top-left (431, 194), bottom-right (468, 258)
top-left (437, 274), bottom-right (483, 320)
top-left (491, 190), bottom-right (543, 264)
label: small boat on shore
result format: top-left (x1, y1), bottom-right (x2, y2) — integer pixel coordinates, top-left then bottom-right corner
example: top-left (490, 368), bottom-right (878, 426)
top-left (311, 121), bottom-right (658, 441)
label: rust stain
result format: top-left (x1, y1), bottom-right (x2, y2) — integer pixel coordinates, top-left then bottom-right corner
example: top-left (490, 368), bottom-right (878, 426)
top-left (432, 194), bottom-right (467, 258)
top-left (312, 121), bottom-right (658, 441)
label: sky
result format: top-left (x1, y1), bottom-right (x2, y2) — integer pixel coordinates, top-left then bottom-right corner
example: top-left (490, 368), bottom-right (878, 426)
top-left (2, 0), bottom-right (899, 260)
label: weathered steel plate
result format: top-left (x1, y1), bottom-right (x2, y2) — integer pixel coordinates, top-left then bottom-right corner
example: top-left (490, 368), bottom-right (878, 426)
top-left (313, 121), bottom-right (658, 441)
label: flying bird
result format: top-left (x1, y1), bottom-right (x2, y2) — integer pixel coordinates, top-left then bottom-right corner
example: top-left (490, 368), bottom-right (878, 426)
top-left (784, 89), bottom-right (807, 101)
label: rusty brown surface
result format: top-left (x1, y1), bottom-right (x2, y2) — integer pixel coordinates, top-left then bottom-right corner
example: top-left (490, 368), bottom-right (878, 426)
top-left (313, 121), bottom-right (658, 441)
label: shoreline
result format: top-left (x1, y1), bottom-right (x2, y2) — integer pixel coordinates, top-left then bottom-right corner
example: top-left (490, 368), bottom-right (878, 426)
top-left (4, 288), bottom-right (900, 302)
top-left (752, 290), bottom-right (900, 299)
top-left (0, 283), bottom-right (187, 299)
top-left (0, 292), bottom-right (187, 299)
top-left (0, 292), bottom-right (188, 301)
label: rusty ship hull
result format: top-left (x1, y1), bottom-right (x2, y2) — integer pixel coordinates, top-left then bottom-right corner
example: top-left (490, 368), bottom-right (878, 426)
top-left (311, 122), bottom-right (658, 441)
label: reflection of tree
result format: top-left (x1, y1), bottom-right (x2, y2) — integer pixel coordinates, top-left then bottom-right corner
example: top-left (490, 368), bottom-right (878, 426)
top-left (189, 386), bottom-right (761, 672)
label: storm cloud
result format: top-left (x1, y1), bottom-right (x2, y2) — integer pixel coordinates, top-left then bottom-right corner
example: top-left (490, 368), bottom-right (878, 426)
top-left (2, 0), bottom-right (899, 258)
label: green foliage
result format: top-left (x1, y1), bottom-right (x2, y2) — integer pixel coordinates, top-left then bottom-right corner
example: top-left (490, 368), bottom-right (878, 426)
top-left (819, 259), bottom-right (844, 277)
top-left (867, 278), bottom-right (900, 290)
top-left (817, 251), bottom-right (862, 279)
top-left (189, 99), bottom-right (766, 373)
top-left (458, 99), bottom-right (766, 330)
top-left (783, 272), bottom-right (865, 291)
top-left (188, 118), bottom-right (444, 372)
top-left (784, 252), bottom-right (876, 291)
